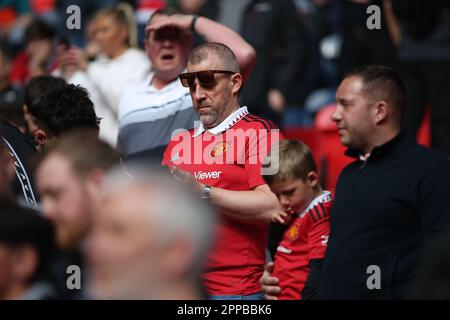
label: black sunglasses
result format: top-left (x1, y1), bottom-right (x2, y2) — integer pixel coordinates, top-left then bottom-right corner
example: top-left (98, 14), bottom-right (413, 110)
top-left (179, 70), bottom-right (235, 88)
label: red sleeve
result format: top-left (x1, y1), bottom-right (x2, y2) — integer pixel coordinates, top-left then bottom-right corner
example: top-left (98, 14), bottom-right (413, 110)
top-left (307, 214), bottom-right (330, 261)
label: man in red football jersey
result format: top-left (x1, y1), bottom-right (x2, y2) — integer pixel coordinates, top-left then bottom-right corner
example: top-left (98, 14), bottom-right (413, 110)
top-left (263, 139), bottom-right (332, 300)
top-left (162, 42), bottom-right (284, 299)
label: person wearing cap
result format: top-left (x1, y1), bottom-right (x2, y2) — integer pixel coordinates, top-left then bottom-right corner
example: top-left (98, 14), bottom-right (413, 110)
top-left (118, 7), bottom-right (256, 163)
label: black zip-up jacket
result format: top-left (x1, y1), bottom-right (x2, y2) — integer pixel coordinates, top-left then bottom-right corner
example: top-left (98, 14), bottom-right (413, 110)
top-left (317, 132), bottom-right (450, 299)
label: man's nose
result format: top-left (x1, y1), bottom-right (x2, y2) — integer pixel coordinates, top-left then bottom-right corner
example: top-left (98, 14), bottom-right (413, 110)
top-left (331, 106), bottom-right (341, 123)
top-left (192, 79), bottom-right (207, 100)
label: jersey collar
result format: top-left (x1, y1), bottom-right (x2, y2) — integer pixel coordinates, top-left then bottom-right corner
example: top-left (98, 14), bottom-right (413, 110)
top-left (299, 191), bottom-right (332, 218)
top-left (192, 106), bottom-right (249, 137)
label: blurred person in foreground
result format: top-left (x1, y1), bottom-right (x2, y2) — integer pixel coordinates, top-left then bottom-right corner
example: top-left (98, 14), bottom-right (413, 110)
top-left (84, 166), bottom-right (217, 299)
top-left (0, 200), bottom-right (57, 300)
top-left (36, 131), bottom-right (120, 298)
top-left (57, 3), bottom-right (151, 146)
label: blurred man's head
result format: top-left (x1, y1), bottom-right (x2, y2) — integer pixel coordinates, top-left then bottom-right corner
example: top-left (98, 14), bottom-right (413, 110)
top-left (144, 8), bottom-right (192, 83)
top-left (36, 131), bottom-right (120, 250)
top-left (182, 42), bottom-right (241, 129)
top-left (331, 65), bottom-right (406, 154)
top-left (31, 84), bottom-right (100, 149)
top-left (23, 76), bottom-right (67, 135)
top-left (0, 201), bottom-right (55, 300)
top-left (24, 19), bottom-right (55, 67)
top-left (85, 167), bottom-right (216, 299)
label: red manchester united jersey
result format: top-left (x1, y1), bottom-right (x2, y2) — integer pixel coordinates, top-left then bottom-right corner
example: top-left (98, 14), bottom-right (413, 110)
top-left (273, 191), bottom-right (333, 299)
top-left (162, 107), bottom-right (282, 295)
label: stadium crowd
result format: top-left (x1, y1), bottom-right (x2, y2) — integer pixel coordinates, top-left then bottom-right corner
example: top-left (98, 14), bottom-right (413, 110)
top-left (1, 0), bottom-right (450, 300)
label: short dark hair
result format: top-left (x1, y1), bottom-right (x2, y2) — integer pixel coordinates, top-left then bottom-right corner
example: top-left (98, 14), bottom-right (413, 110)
top-left (263, 139), bottom-right (318, 185)
top-left (344, 65), bottom-right (406, 120)
top-left (188, 42), bottom-right (240, 73)
top-left (0, 200), bottom-right (56, 282)
top-left (25, 76), bottom-right (67, 116)
top-left (34, 84), bottom-right (100, 137)
top-left (40, 130), bottom-right (121, 180)
top-left (24, 19), bottom-right (55, 44)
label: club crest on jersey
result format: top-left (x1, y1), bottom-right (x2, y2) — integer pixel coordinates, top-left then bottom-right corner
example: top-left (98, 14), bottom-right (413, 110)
top-left (211, 142), bottom-right (228, 157)
top-left (286, 223), bottom-right (299, 242)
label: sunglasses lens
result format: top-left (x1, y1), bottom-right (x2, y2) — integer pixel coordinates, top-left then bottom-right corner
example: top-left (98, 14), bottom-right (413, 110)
top-left (179, 74), bottom-right (191, 87)
top-left (197, 71), bottom-right (216, 87)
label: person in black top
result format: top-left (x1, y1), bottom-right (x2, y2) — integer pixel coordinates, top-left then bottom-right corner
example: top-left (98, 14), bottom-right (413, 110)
top-left (261, 65), bottom-right (450, 300)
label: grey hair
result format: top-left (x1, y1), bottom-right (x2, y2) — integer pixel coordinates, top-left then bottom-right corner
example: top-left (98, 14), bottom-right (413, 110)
top-left (188, 42), bottom-right (240, 73)
top-left (103, 164), bottom-right (217, 280)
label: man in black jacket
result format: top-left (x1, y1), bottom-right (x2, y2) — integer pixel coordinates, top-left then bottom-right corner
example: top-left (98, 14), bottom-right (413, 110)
top-left (261, 65), bottom-right (450, 299)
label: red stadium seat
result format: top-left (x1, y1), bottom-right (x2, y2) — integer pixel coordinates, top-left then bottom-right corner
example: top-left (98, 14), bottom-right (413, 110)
top-left (417, 105), bottom-right (431, 147)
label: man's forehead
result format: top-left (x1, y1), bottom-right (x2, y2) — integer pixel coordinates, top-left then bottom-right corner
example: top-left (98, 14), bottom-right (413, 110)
top-left (337, 76), bottom-right (364, 98)
top-left (187, 55), bottom-right (223, 71)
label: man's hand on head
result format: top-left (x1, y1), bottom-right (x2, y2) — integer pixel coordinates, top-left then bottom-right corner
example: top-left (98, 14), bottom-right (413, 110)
top-left (146, 14), bottom-right (196, 35)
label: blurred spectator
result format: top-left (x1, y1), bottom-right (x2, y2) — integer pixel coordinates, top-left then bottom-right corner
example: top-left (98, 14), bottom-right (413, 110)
top-left (1, 120), bottom-right (39, 208)
top-left (384, 0), bottom-right (450, 155)
top-left (0, 0), bottom-right (33, 51)
top-left (85, 166), bottom-right (216, 299)
top-left (118, 8), bottom-right (256, 162)
top-left (56, 3), bottom-right (151, 147)
top-left (23, 75), bottom-right (67, 142)
top-left (56, 0), bottom-right (118, 48)
top-left (128, 0), bottom-right (167, 48)
top-left (29, 84), bottom-right (100, 150)
top-left (10, 19), bottom-right (58, 88)
top-left (0, 200), bottom-right (58, 300)
top-left (339, 0), bottom-right (396, 78)
top-left (0, 44), bottom-right (26, 133)
top-left (183, 0), bottom-right (306, 126)
top-left (35, 131), bottom-right (120, 298)
top-left (36, 131), bottom-right (120, 251)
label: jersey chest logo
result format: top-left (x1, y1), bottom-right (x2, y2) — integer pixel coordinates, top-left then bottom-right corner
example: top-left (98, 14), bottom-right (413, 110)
top-left (286, 223), bottom-right (300, 242)
top-left (211, 142), bottom-right (228, 157)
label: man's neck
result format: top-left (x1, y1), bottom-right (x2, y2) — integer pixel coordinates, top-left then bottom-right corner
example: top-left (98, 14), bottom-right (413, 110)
top-left (363, 127), bottom-right (401, 155)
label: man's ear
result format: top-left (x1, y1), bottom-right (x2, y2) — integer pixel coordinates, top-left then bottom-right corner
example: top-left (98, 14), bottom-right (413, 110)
top-left (86, 168), bottom-right (105, 190)
top-left (373, 101), bottom-right (389, 125)
top-left (33, 129), bottom-right (47, 148)
top-left (230, 73), bottom-right (242, 95)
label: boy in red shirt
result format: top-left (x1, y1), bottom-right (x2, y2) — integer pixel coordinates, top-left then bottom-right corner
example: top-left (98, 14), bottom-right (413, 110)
top-left (263, 139), bottom-right (332, 300)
